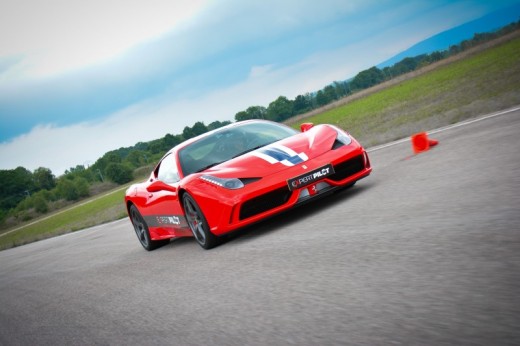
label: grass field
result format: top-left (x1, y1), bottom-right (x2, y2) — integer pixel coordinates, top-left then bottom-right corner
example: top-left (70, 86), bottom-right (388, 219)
top-left (287, 32), bottom-right (520, 147)
top-left (1, 33), bottom-right (519, 251)
top-left (0, 187), bottom-right (128, 250)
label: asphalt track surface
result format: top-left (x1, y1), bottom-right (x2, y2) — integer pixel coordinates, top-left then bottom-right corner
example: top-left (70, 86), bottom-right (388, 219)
top-left (1, 108), bottom-right (519, 346)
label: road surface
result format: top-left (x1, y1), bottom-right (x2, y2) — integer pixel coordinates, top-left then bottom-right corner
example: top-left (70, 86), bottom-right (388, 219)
top-left (1, 107), bottom-right (519, 345)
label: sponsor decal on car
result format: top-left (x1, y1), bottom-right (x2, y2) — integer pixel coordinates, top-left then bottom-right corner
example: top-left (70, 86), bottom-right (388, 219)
top-left (157, 216), bottom-right (181, 225)
top-left (144, 215), bottom-right (188, 228)
top-left (253, 144), bottom-right (309, 166)
top-left (287, 164), bottom-right (335, 191)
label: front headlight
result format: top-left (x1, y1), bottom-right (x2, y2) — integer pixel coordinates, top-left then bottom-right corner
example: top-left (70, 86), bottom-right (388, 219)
top-left (200, 175), bottom-right (245, 189)
top-left (331, 125), bottom-right (352, 148)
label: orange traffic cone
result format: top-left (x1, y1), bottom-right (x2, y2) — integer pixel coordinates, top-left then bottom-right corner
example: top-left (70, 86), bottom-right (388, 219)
top-left (411, 132), bottom-right (438, 154)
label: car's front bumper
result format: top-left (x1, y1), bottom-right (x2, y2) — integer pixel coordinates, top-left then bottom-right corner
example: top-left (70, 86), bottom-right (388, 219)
top-left (200, 145), bottom-right (371, 236)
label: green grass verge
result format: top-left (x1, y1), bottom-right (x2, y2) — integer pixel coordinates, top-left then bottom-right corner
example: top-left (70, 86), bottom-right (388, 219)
top-left (290, 35), bottom-right (520, 147)
top-left (1, 34), bottom-right (519, 251)
top-left (0, 187), bottom-right (128, 250)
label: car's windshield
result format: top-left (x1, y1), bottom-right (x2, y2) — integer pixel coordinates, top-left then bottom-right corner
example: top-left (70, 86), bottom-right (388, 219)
top-left (179, 122), bottom-right (297, 176)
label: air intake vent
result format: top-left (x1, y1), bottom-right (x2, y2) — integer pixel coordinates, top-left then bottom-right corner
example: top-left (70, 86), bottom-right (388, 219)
top-left (329, 155), bottom-right (364, 181)
top-left (332, 140), bottom-right (344, 150)
top-left (240, 177), bottom-right (261, 185)
top-left (239, 187), bottom-right (292, 220)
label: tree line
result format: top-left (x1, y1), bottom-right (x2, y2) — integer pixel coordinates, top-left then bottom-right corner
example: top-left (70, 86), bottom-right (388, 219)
top-left (1, 20), bottom-right (518, 228)
top-left (233, 20), bottom-right (519, 123)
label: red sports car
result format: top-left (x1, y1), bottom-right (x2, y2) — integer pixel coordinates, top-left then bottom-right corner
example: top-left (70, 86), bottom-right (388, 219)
top-left (125, 120), bottom-right (371, 250)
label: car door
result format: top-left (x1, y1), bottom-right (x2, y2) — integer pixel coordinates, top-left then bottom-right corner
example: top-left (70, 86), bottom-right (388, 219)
top-left (144, 153), bottom-right (187, 229)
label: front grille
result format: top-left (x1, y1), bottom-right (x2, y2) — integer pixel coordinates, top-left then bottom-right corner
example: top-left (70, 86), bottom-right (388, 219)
top-left (329, 155), bottom-right (365, 181)
top-left (239, 186), bottom-right (292, 220)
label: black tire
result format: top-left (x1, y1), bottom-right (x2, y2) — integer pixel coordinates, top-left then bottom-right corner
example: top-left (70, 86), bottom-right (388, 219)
top-left (335, 181), bottom-right (356, 194)
top-left (344, 181), bottom-right (356, 189)
top-left (182, 193), bottom-right (219, 249)
top-left (129, 204), bottom-right (169, 251)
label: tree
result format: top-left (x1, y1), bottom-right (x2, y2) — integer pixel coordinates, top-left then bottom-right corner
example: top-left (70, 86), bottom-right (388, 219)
top-left (267, 96), bottom-right (293, 122)
top-left (163, 133), bottom-right (182, 148)
top-left (56, 178), bottom-right (79, 201)
top-left (235, 106), bottom-right (267, 121)
top-left (293, 94), bottom-right (312, 114)
top-left (207, 120), bottom-right (231, 130)
top-left (333, 81), bottom-right (349, 98)
top-left (182, 126), bottom-right (194, 140)
top-left (449, 44), bottom-right (461, 56)
top-left (148, 140), bottom-right (165, 154)
top-left (191, 122), bottom-right (208, 137)
top-left (351, 66), bottom-right (385, 90)
top-left (33, 167), bottom-right (56, 190)
top-left (65, 165), bottom-right (85, 175)
top-left (125, 150), bottom-right (148, 168)
top-left (70, 166), bottom-right (96, 183)
top-left (91, 152), bottom-right (122, 179)
top-left (0, 167), bottom-right (35, 210)
top-left (0, 209), bottom-right (7, 224)
top-left (392, 57), bottom-right (420, 75)
top-left (429, 51), bottom-right (446, 63)
top-left (246, 106), bottom-right (267, 120)
top-left (323, 85), bottom-right (338, 103)
top-left (316, 90), bottom-right (329, 107)
top-left (104, 163), bottom-right (133, 184)
top-left (382, 67), bottom-right (393, 80)
top-left (32, 194), bottom-right (49, 213)
top-left (315, 84), bottom-right (341, 106)
top-left (74, 177), bottom-right (90, 198)
top-left (235, 110), bottom-right (249, 122)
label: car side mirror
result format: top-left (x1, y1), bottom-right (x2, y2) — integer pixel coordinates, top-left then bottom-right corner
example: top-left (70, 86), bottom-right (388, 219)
top-left (300, 123), bottom-right (314, 132)
top-left (147, 180), bottom-right (177, 193)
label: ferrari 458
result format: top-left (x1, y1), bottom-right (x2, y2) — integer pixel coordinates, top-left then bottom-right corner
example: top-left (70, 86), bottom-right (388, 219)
top-left (125, 120), bottom-right (371, 250)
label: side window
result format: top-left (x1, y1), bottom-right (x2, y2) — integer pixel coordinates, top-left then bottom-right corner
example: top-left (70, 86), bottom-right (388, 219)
top-left (157, 154), bottom-right (180, 184)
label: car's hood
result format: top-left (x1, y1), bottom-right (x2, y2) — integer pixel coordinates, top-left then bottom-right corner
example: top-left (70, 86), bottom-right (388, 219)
top-left (204, 124), bottom-right (337, 178)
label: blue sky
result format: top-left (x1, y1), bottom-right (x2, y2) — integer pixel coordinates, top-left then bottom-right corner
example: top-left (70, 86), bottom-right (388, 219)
top-left (0, 0), bottom-right (518, 175)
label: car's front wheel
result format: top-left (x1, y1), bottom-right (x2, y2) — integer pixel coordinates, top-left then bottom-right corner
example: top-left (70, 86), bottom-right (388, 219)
top-left (182, 193), bottom-right (219, 249)
top-left (129, 204), bottom-right (169, 251)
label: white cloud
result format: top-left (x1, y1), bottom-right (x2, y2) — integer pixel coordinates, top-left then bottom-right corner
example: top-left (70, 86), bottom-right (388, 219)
top-left (0, 0), bottom-right (209, 80)
top-left (249, 65), bottom-right (275, 79)
top-left (0, 27), bottom-right (415, 176)
top-left (1, 0), bottom-right (515, 175)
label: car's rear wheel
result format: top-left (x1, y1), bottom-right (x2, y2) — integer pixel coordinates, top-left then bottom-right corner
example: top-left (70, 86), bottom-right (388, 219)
top-left (129, 204), bottom-right (169, 251)
top-left (182, 193), bottom-right (219, 249)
